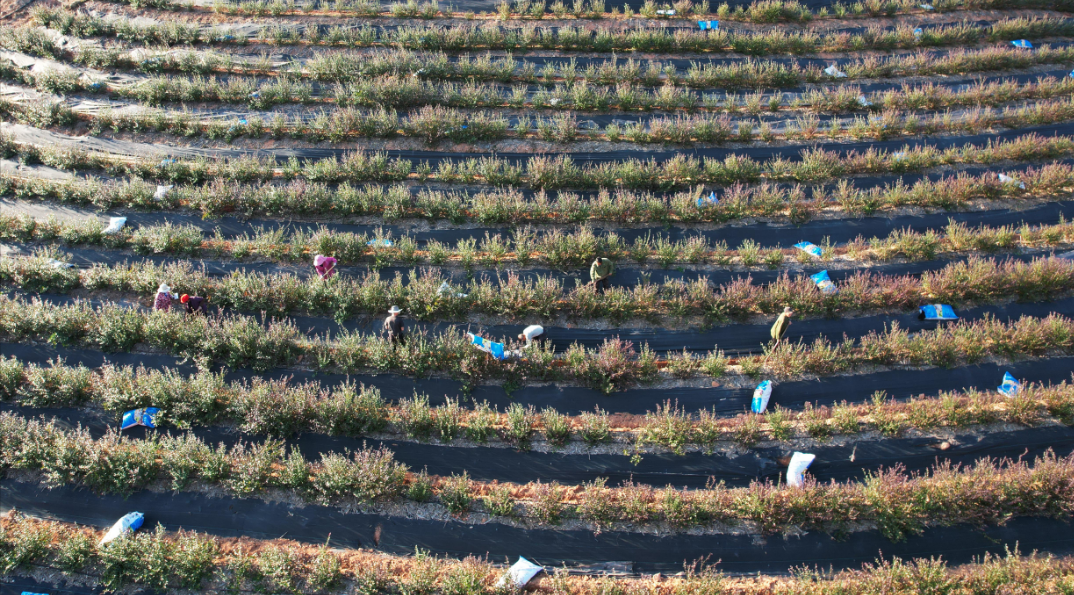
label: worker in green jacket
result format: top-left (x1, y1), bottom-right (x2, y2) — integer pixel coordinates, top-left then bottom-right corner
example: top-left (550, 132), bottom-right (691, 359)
top-left (771, 306), bottom-right (793, 345)
top-left (590, 257), bottom-right (615, 294)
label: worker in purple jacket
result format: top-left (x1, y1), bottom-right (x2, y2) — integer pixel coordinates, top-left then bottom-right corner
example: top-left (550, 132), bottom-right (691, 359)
top-left (180, 294), bottom-right (208, 315)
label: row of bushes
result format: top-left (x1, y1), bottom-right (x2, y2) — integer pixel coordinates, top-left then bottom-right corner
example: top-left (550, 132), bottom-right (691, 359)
top-left (22, 51), bottom-right (1074, 115)
top-left (205, 0), bottom-right (1074, 21)
top-left (29, 8), bottom-right (1074, 58)
top-left (4, 411), bottom-right (1074, 538)
top-left (3, 248), bottom-right (1072, 323)
top-left (11, 77), bottom-right (1074, 147)
top-left (8, 515), bottom-right (1073, 595)
top-left (3, 356), bottom-right (1072, 451)
top-left (4, 128), bottom-right (1065, 189)
top-left (100, 0), bottom-right (1049, 22)
top-left (15, 21), bottom-right (1074, 90)
top-left (3, 211), bottom-right (1070, 271)
top-left (2, 164), bottom-right (1066, 225)
top-left (4, 291), bottom-right (1074, 385)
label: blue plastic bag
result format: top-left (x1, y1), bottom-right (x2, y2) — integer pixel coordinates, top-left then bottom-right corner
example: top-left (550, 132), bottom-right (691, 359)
top-left (920, 304), bottom-right (957, 320)
top-left (751, 380), bottom-right (772, 413)
top-left (471, 334), bottom-right (506, 360)
top-left (698, 20), bottom-right (718, 30)
top-left (367, 239), bottom-right (394, 247)
top-left (998, 372), bottom-right (1021, 397)
top-left (794, 242), bottom-right (822, 258)
top-left (810, 270), bottom-right (837, 294)
top-left (121, 407), bottom-right (160, 430)
top-left (1011, 39), bottom-right (1033, 48)
top-left (696, 191), bottom-right (719, 207)
top-left (100, 512), bottom-right (144, 545)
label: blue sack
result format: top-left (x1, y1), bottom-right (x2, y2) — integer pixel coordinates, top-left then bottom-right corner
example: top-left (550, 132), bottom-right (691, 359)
top-left (696, 191), bottom-right (719, 207)
top-left (120, 407), bottom-right (160, 430)
top-left (810, 270), bottom-right (837, 294)
top-left (367, 239), bottom-right (393, 247)
top-left (1011, 39), bottom-right (1033, 48)
top-left (920, 304), bottom-right (957, 320)
top-left (471, 334), bottom-right (506, 360)
top-left (998, 372), bottom-right (1021, 397)
top-left (698, 20), bottom-right (718, 30)
top-left (100, 512), bottom-right (144, 545)
top-left (794, 242), bottom-right (822, 258)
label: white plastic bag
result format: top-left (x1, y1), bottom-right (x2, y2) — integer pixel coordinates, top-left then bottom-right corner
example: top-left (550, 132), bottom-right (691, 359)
top-left (496, 557), bottom-right (544, 589)
top-left (751, 380), bottom-right (772, 413)
top-left (823, 65), bottom-right (847, 78)
top-left (786, 452), bottom-right (815, 487)
top-left (102, 216), bottom-right (127, 235)
top-left (154, 185), bottom-right (173, 200)
top-left (998, 173), bottom-right (1026, 189)
top-left (857, 95), bottom-right (872, 107)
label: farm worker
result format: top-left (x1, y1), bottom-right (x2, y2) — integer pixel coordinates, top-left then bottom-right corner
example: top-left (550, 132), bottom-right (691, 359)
top-left (314, 254), bottom-right (337, 280)
top-left (384, 306), bottom-right (406, 345)
top-left (518, 324), bottom-right (546, 349)
top-left (180, 294), bottom-right (208, 315)
top-left (153, 283), bottom-right (176, 311)
top-left (771, 307), bottom-right (794, 345)
top-left (590, 257), bottom-right (615, 295)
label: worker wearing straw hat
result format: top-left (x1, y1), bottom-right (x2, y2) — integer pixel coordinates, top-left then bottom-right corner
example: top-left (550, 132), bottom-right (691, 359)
top-left (383, 306), bottom-right (406, 346)
top-left (153, 283), bottom-right (176, 311)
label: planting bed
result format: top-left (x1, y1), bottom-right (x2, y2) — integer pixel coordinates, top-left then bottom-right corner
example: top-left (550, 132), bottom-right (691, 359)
top-left (7, 0), bottom-right (1074, 589)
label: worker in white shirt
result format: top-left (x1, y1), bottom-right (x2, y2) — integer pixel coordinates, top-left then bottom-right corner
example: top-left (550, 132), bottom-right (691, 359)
top-left (518, 324), bottom-right (546, 349)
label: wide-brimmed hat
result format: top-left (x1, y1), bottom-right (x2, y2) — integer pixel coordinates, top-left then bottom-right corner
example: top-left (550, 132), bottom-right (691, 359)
top-left (314, 254), bottom-right (327, 266)
top-left (157, 283), bottom-right (171, 295)
top-left (388, 306), bottom-right (402, 314)
top-left (783, 306), bottom-right (794, 314)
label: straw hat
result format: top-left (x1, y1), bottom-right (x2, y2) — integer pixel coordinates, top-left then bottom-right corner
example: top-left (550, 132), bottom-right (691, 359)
top-left (388, 306), bottom-right (402, 314)
top-left (157, 283), bottom-right (171, 295)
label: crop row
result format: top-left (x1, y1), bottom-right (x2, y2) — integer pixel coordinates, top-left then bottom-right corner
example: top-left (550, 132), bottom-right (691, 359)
top-left (5, 211), bottom-right (1072, 271)
top-left (10, 82), bottom-right (1074, 147)
top-left (5, 148), bottom-right (1071, 217)
top-left (5, 160), bottom-right (1067, 225)
top-left (26, 59), bottom-right (1072, 116)
top-left (4, 411), bottom-right (1074, 538)
top-left (33, 8), bottom-right (1074, 57)
top-left (3, 356), bottom-right (1071, 452)
top-left (6, 515), bottom-right (1071, 595)
top-left (16, 22), bottom-right (1074, 89)
top-left (5, 128), bottom-right (1064, 189)
top-left (4, 292), bottom-right (1074, 386)
top-left (98, 0), bottom-right (1056, 23)
top-left (4, 246), bottom-right (1072, 323)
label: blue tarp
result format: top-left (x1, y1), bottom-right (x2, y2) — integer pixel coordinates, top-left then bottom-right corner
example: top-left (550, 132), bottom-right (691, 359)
top-left (696, 191), bottom-right (719, 207)
top-left (471, 334), bottom-right (506, 360)
top-left (120, 407), bottom-right (160, 430)
top-left (1011, 39), bottom-right (1033, 48)
top-left (698, 20), bottom-right (718, 30)
top-left (920, 304), bottom-right (958, 320)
